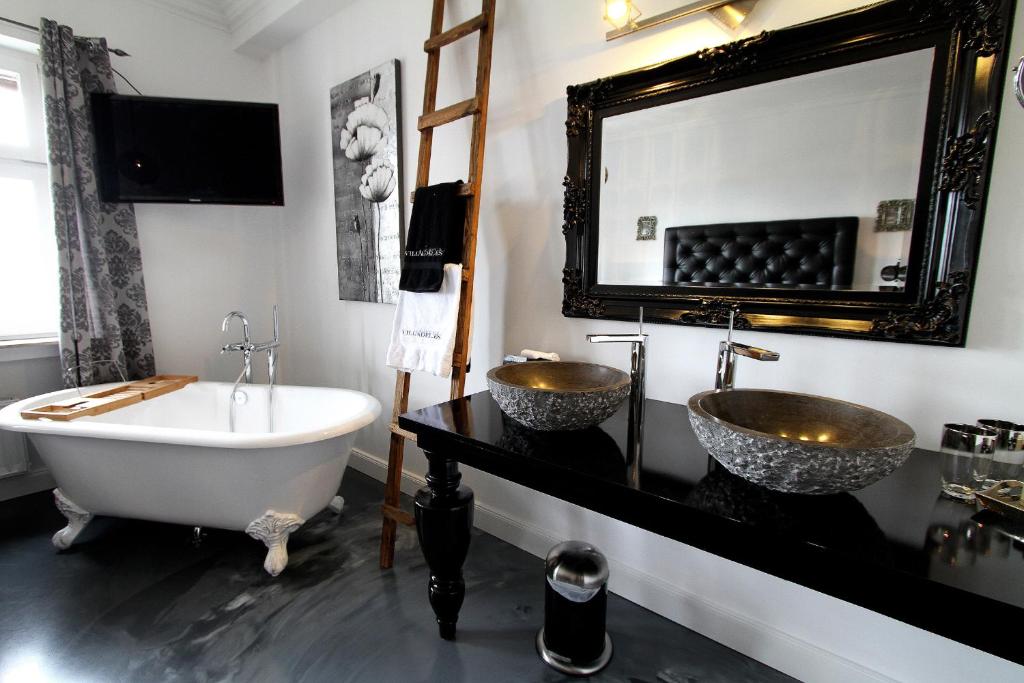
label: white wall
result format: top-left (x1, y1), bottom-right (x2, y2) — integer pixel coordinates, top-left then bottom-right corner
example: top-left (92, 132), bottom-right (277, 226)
top-left (0, 0), bottom-right (284, 383)
top-left (269, 0), bottom-right (1024, 680)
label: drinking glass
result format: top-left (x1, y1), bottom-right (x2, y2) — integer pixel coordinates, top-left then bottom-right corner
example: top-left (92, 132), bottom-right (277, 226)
top-left (939, 423), bottom-right (997, 502)
top-left (977, 420), bottom-right (1024, 485)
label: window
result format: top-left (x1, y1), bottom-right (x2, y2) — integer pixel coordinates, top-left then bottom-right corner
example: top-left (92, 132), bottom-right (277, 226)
top-left (0, 43), bottom-right (58, 341)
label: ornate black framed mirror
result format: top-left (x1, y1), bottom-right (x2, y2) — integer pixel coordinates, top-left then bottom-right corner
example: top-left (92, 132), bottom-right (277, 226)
top-left (562, 0), bottom-right (1014, 346)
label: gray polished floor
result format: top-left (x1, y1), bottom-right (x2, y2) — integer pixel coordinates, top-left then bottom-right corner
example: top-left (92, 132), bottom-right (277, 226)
top-left (0, 470), bottom-right (794, 682)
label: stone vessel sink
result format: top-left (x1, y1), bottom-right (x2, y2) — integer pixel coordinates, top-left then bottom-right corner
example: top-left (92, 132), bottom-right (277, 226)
top-left (688, 389), bottom-right (915, 494)
top-left (487, 362), bottom-right (630, 431)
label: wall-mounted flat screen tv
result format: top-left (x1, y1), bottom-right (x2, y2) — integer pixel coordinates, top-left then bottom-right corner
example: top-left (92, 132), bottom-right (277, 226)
top-left (91, 94), bottom-right (284, 205)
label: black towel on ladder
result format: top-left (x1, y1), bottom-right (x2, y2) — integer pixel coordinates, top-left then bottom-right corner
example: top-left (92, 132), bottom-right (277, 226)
top-left (399, 181), bottom-right (467, 292)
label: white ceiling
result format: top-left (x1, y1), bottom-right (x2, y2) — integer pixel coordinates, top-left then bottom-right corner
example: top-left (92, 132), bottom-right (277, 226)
top-left (138, 0), bottom-right (271, 34)
top-left (137, 0), bottom-right (233, 32)
top-left (141, 0), bottom-right (354, 58)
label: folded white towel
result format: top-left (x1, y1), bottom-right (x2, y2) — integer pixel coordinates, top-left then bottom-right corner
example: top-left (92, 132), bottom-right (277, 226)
top-left (521, 349), bottom-right (560, 362)
top-left (386, 263), bottom-right (462, 377)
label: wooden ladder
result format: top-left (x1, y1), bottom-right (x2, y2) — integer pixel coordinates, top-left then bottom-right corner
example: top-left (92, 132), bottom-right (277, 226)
top-left (379, 0), bottom-right (496, 569)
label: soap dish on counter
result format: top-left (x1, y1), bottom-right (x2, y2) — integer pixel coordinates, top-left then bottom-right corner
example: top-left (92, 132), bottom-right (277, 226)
top-left (975, 480), bottom-right (1024, 521)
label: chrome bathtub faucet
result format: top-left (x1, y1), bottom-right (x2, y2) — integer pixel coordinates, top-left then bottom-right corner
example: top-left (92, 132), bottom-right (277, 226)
top-left (221, 306), bottom-right (281, 432)
top-left (221, 308), bottom-right (281, 385)
top-left (715, 310), bottom-right (780, 390)
top-left (221, 311), bottom-right (254, 383)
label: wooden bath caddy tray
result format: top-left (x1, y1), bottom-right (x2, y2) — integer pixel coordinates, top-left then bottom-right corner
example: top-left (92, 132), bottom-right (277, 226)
top-left (21, 375), bottom-right (198, 421)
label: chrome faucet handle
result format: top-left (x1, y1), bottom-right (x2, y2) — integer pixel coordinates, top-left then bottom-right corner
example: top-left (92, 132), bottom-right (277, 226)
top-left (715, 312), bottom-right (781, 389)
top-left (587, 306), bottom-right (648, 345)
top-left (251, 340), bottom-right (280, 353)
top-left (587, 333), bottom-right (647, 344)
top-left (724, 341), bottom-right (780, 362)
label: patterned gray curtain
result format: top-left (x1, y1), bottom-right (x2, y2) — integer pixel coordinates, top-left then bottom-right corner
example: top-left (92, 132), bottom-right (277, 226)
top-left (39, 19), bottom-right (155, 386)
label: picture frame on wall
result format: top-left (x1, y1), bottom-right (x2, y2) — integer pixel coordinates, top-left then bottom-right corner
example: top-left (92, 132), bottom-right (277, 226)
top-left (331, 59), bottom-right (403, 304)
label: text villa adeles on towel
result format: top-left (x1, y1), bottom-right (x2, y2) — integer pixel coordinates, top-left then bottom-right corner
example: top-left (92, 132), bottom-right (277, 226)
top-left (402, 329), bottom-right (442, 340)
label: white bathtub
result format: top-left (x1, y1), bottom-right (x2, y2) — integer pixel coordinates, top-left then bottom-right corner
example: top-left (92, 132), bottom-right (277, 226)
top-left (0, 381), bottom-right (381, 575)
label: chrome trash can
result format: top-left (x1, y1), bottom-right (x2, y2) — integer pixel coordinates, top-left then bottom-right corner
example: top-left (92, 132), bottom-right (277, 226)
top-left (537, 540), bottom-right (613, 676)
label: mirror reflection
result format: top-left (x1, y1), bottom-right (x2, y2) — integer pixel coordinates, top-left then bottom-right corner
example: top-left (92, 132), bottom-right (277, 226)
top-left (597, 48), bottom-right (935, 292)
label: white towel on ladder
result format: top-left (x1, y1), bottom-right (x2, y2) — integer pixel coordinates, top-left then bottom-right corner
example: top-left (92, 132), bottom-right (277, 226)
top-left (386, 263), bottom-right (462, 377)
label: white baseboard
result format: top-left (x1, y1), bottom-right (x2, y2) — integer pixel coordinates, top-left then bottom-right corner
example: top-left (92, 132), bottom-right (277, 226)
top-left (348, 447), bottom-right (891, 683)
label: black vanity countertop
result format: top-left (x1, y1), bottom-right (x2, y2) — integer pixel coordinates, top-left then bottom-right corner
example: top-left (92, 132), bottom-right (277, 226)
top-left (401, 392), bottom-right (1024, 665)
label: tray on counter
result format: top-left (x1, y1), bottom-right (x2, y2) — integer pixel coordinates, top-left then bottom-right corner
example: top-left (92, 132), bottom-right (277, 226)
top-left (976, 480), bottom-right (1024, 522)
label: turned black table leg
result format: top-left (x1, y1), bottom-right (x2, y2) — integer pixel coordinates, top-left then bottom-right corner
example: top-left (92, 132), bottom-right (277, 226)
top-left (415, 451), bottom-right (474, 640)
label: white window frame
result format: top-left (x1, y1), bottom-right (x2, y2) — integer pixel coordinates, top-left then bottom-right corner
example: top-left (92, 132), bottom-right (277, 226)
top-left (0, 36), bottom-right (59, 355)
top-left (0, 45), bottom-right (46, 164)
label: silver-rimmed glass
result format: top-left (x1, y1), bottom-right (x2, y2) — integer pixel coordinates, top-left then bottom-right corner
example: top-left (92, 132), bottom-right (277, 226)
top-left (939, 423), bottom-right (997, 502)
top-left (977, 419), bottom-right (1024, 485)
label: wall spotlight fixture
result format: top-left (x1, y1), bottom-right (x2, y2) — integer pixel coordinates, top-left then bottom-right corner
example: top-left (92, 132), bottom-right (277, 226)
top-left (604, 0), bottom-right (760, 41)
top-left (604, 0), bottom-right (642, 31)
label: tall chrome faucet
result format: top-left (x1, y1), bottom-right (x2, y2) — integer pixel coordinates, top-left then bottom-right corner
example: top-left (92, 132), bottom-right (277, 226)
top-left (221, 306), bottom-right (281, 431)
top-left (588, 307), bottom-right (648, 470)
top-left (715, 310), bottom-right (780, 390)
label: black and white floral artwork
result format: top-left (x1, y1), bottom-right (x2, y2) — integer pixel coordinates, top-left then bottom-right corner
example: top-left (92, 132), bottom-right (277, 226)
top-left (331, 60), bottom-right (403, 303)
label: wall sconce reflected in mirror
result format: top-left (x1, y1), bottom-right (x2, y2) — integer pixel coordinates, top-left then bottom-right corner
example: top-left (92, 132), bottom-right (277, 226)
top-left (605, 0), bottom-right (761, 41)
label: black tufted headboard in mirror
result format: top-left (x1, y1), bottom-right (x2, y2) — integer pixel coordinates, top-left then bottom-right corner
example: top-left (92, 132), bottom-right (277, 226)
top-left (662, 218), bottom-right (857, 289)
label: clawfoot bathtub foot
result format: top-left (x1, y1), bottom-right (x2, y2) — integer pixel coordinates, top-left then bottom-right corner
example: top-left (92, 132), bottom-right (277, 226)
top-left (329, 495), bottom-right (344, 514)
top-left (245, 510), bottom-right (305, 576)
top-left (52, 488), bottom-right (93, 550)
